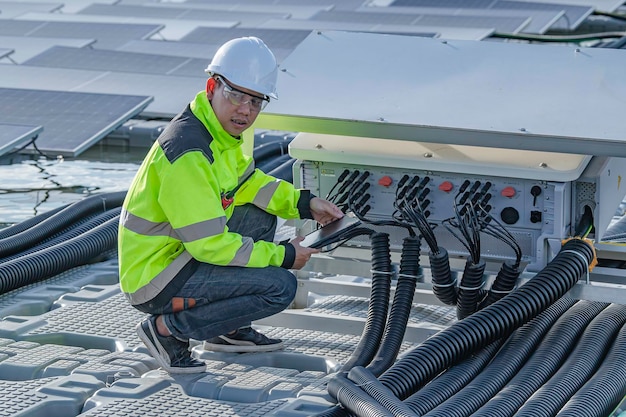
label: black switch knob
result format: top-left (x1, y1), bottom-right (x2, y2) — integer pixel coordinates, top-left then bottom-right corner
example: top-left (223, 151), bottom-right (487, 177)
top-left (501, 207), bottom-right (520, 225)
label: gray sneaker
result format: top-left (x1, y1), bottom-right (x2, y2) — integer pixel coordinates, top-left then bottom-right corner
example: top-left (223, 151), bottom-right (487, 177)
top-left (203, 327), bottom-right (284, 353)
top-left (136, 316), bottom-right (206, 374)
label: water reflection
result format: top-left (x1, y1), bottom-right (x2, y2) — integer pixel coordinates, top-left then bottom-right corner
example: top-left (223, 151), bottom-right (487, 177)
top-left (0, 147), bottom-right (143, 226)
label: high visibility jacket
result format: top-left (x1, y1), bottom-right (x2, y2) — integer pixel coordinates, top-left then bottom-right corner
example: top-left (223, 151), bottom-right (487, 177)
top-left (118, 91), bottom-right (312, 308)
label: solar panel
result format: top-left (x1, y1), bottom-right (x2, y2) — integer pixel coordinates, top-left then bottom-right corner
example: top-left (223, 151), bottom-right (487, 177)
top-left (0, 64), bottom-right (201, 118)
top-left (388, 0), bottom-right (592, 30)
top-left (494, 1), bottom-right (592, 30)
top-left (258, 18), bottom-right (491, 41)
top-left (358, 6), bottom-right (564, 34)
top-left (0, 123), bottom-right (42, 157)
top-left (179, 27), bottom-right (312, 51)
top-left (0, 35), bottom-right (96, 63)
top-left (14, 11), bottom-right (235, 43)
top-left (183, 0), bottom-right (366, 11)
top-left (512, 0), bottom-right (624, 13)
top-left (77, 3), bottom-right (290, 26)
top-left (116, 39), bottom-right (219, 60)
top-left (0, 1), bottom-right (63, 19)
top-left (116, 1), bottom-right (333, 19)
top-left (311, 9), bottom-right (530, 33)
top-left (0, 18), bottom-right (163, 49)
top-left (22, 46), bottom-right (207, 77)
top-left (0, 88), bottom-right (152, 157)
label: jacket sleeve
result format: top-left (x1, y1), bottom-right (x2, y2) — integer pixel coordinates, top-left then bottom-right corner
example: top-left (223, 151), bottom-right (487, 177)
top-left (235, 161), bottom-right (314, 220)
top-left (157, 152), bottom-right (290, 268)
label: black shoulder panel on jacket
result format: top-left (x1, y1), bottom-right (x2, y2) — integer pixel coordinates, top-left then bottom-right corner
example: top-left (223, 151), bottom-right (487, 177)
top-left (158, 105), bottom-right (214, 164)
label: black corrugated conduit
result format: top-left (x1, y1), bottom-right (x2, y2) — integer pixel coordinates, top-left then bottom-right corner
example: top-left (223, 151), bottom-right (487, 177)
top-left (0, 216), bottom-right (119, 295)
top-left (376, 238), bottom-right (594, 401)
top-left (252, 139), bottom-right (290, 165)
top-left (472, 300), bottom-right (608, 417)
top-left (267, 157), bottom-right (295, 183)
top-left (0, 208), bottom-right (121, 263)
top-left (429, 247), bottom-right (457, 306)
top-left (339, 232), bottom-right (394, 373)
top-left (422, 297), bottom-right (584, 417)
top-left (0, 191), bottom-right (125, 259)
top-left (0, 203), bottom-right (69, 239)
top-left (257, 153), bottom-right (293, 175)
top-left (366, 236), bottom-right (422, 377)
top-left (327, 374), bottom-right (396, 417)
top-left (555, 322), bottom-right (626, 417)
top-left (514, 303), bottom-right (626, 417)
top-left (405, 339), bottom-right (506, 415)
top-left (479, 261), bottom-right (521, 309)
top-left (456, 259), bottom-right (486, 319)
top-left (348, 366), bottom-right (418, 417)
top-left (315, 232), bottom-right (394, 417)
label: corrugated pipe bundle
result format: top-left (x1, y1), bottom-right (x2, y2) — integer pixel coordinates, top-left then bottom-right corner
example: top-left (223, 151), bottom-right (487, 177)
top-left (330, 238), bottom-right (594, 416)
top-left (422, 298), bottom-right (598, 417)
top-left (405, 297), bottom-right (586, 417)
top-left (471, 299), bottom-right (607, 417)
top-left (316, 235), bottom-right (423, 417)
top-left (0, 191), bottom-right (125, 258)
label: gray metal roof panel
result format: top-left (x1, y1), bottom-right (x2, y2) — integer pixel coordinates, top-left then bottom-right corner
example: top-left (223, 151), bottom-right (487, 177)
top-left (0, 88), bottom-right (152, 157)
top-left (14, 11), bottom-right (235, 42)
top-left (358, 5), bottom-right (565, 34)
top-left (77, 3), bottom-right (291, 26)
top-left (0, 17), bottom-right (163, 49)
top-left (0, 63), bottom-right (201, 118)
top-left (0, 35), bottom-right (96, 63)
top-left (257, 18), bottom-right (493, 41)
top-left (0, 1), bottom-right (62, 18)
top-left (21, 45), bottom-right (207, 77)
top-left (0, 123), bottom-right (42, 157)
top-left (256, 30), bottom-right (626, 157)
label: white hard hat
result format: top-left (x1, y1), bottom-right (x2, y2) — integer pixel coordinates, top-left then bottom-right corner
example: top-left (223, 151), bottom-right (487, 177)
top-left (205, 37), bottom-right (278, 100)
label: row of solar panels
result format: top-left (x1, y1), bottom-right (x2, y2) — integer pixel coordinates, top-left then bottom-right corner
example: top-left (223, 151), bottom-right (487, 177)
top-left (0, 0), bottom-right (624, 157)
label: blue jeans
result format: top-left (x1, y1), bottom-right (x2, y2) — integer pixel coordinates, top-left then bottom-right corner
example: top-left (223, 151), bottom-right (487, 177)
top-left (155, 205), bottom-right (297, 341)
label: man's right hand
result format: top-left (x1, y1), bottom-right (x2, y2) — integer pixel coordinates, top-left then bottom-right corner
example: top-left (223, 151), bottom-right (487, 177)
top-left (289, 236), bottom-right (320, 270)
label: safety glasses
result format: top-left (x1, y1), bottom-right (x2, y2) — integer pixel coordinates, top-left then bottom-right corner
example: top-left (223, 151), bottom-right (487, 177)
top-left (215, 76), bottom-right (269, 112)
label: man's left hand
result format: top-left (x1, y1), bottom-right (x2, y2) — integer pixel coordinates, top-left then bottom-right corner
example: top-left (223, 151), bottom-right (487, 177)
top-left (310, 197), bottom-right (344, 226)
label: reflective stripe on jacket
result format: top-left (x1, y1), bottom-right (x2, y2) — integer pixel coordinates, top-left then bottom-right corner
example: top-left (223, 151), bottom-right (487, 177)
top-left (118, 91), bottom-right (312, 306)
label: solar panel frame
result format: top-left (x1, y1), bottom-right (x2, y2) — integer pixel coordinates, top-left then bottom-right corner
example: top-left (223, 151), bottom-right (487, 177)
top-left (0, 123), bottom-right (42, 157)
top-left (0, 48), bottom-right (14, 60)
top-left (0, 88), bottom-right (153, 157)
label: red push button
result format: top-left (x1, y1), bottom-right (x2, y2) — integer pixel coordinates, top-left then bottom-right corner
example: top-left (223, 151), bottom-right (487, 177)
top-left (378, 176), bottom-right (393, 187)
top-left (438, 181), bottom-right (453, 193)
top-left (501, 186), bottom-right (516, 198)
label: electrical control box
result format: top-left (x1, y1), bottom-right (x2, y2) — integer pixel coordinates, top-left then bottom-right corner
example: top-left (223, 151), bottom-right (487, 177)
top-left (290, 133), bottom-right (626, 272)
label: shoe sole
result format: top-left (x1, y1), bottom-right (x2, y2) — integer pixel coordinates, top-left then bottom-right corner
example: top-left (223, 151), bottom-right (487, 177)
top-left (137, 319), bottom-right (206, 374)
top-left (203, 340), bottom-right (285, 353)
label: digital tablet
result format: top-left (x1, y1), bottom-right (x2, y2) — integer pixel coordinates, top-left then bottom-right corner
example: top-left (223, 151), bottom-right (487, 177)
top-left (300, 215), bottom-right (361, 249)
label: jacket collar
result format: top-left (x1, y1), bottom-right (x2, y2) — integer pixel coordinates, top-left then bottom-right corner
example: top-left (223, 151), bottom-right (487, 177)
top-left (190, 91), bottom-right (241, 150)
